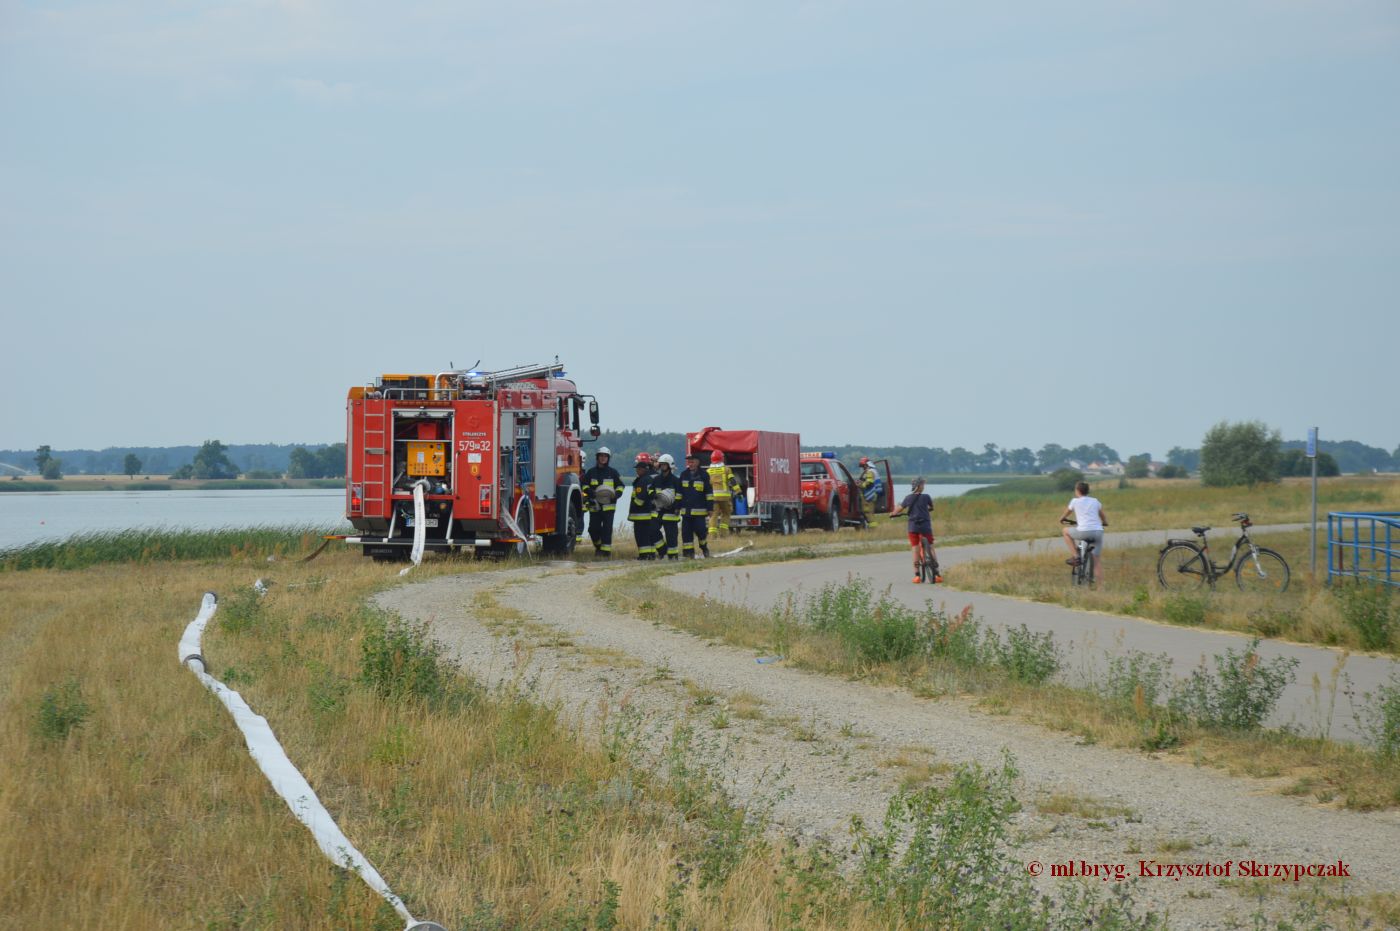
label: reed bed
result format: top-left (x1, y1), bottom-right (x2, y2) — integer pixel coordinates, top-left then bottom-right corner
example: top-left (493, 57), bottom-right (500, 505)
top-left (0, 526), bottom-right (341, 572)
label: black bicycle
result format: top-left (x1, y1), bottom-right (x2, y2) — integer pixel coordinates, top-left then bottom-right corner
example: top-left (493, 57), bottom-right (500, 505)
top-left (1156, 513), bottom-right (1290, 593)
top-left (1060, 517), bottom-right (1097, 586)
top-left (917, 535), bottom-right (940, 584)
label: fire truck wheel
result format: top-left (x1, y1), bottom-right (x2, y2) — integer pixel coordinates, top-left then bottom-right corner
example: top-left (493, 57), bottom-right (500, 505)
top-left (826, 499), bottom-right (841, 532)
top-left (543, 494), bottom-right (581, 556)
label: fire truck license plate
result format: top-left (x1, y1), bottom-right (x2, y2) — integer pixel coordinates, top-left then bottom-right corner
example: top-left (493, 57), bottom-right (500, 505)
top-left (406, 517), bottom-right (438, 528)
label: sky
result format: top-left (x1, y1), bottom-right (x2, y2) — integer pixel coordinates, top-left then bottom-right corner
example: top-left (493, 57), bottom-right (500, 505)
top-left (2, 1), bottom-right (1397, 460)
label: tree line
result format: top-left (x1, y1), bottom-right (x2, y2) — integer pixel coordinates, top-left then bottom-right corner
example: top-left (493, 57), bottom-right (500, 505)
top-left (1169, 436), bottom-right (1397, 478)
top-left (6, 429), bottom-right (1396, 483)
top-left (595, 431), bottom-right (1128, 475)
top-left (2, 442), bottom-right (346, 480)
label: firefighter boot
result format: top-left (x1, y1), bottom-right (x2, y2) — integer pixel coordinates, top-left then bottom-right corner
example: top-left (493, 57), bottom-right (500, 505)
top-left (700, 543), bottom-right (711, 558)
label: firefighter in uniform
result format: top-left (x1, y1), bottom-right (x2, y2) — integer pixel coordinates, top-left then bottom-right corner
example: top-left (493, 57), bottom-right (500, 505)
top-left (650, 454), bottom-right (684, 559)
top-left (858, 456), bottom-right (880, 520)
top-left (629, 452), bottom-right (660, 560)
top-left (678, 451), bottom-right (713, 558)
top-left (707, 451), bottom-right (740, 535)
top-left (580, 446), bottom-right (623, 557)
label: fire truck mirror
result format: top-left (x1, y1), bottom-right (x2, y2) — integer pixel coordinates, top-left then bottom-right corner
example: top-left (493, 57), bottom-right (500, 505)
top-left (590, 425), bottom-right (601, 439)
top-left (588, 399), bottom-right (599, 426)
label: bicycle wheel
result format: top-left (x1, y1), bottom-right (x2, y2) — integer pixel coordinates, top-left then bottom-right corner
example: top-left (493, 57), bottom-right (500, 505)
top-left (920, 542), bottom-right (937, 583)
top-left (1235, 547), bottom-right (1290, 594)
top-left (1082, 547), bottom-right (1096, 586)
top-left (1158, 543), bottom-right (1208, 590)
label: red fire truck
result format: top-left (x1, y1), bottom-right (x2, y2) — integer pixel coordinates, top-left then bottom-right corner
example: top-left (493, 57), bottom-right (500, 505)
top-left (344, 360), bottom-right (599, 560)
top-left (685, 428), bottom-right (803, 535)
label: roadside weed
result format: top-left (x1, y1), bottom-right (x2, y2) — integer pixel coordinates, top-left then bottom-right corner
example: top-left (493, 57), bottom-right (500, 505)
top-left (33, 678), bottom-right (91, 742)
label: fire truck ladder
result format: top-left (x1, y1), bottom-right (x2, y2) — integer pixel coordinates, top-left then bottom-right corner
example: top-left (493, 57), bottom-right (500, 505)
top-left (460, 359), bottom-right (566, 390)
top-left (361, 402), bottom-right (388, 518)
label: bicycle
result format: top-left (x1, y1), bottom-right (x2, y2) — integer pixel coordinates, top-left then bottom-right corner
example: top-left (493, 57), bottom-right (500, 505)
top-left (1156, 513), bottom-right (1290, 594)
top-left (916, 535), bottom-right (941, 584)
top-left (1060, 517), bottom-right (1096, 587)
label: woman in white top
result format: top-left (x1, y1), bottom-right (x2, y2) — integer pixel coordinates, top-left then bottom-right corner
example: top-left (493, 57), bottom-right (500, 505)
top-left (1059, 481), bottom-right (1108, 583)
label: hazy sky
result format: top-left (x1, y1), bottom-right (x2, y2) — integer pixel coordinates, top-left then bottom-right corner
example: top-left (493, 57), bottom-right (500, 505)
top-left (3, 1), bottom-right (1396, 459)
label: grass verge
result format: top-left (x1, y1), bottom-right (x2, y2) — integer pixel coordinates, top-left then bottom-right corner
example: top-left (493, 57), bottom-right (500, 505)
top-left (952, 530), bottom-right (1400, 655)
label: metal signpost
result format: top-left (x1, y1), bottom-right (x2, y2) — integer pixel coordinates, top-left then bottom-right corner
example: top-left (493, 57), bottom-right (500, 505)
top-left (1307, 426), bottom-right (1318, 577)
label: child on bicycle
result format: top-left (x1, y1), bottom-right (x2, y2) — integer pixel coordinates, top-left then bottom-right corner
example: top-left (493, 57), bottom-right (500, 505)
top-left (890, 476), bottom-right (940, 583)
top-left (1059, 481), bottom-right (1107, 583)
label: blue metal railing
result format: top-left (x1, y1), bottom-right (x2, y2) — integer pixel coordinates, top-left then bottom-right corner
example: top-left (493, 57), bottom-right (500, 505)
top-left (1328, 512), bottom-right (1400, 588)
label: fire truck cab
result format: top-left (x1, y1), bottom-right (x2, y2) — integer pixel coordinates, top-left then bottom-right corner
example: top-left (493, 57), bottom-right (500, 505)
top-left (345, 360), bottom-right (599, 560)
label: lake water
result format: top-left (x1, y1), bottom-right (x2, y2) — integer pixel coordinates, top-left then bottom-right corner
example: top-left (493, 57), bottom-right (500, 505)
top-left (0, 489), bottom-right (351, 551)
top-left (0, 483), bottom-right (989, 551)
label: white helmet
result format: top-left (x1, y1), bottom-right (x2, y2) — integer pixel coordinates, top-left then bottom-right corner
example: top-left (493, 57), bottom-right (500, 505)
top-left (597, 447), bottom-right (612, 457)
top-left (657, 453), bottom-right (675, 467)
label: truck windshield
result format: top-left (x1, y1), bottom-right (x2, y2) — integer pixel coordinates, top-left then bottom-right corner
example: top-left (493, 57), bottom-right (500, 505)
top-left (800, 462), bottom-right (827, 478)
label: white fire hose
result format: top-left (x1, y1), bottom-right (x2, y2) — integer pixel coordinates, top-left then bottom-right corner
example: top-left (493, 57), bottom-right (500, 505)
top-left (179, 592), bottom-right (445, 931)
top-left (399, 480), bottom-right (429, 577)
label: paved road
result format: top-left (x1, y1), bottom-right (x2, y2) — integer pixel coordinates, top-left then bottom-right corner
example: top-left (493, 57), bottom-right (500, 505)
top-left (666, 525), bottom-right (1398, 742)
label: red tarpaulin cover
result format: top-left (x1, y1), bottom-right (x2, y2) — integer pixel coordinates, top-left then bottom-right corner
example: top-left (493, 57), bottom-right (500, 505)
top-left (686, 428), bottom-right (801, 503)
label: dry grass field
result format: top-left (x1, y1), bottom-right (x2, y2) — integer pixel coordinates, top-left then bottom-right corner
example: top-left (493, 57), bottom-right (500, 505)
top-left (0, 546), bottom-right (929, 929)
top-left (3, 474), bottom-right (1397, 927)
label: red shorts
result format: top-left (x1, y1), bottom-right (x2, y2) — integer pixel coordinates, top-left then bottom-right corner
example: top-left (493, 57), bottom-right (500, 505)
top-left (908, 532), bottom-right (934, 546)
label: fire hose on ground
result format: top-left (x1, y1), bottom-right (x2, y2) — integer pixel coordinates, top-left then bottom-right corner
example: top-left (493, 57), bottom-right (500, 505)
top-left (179, 591), bottom-right (444, 931)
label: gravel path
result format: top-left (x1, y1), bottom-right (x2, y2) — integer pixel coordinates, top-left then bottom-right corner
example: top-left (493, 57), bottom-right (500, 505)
top-left (378, 550), bottom-right (1400, 930)
top-left (666, 525), bottom-right (1400, 742)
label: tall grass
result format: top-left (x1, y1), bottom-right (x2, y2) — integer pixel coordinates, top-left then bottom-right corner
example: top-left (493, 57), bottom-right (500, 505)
top-left (0, 525), bottom-right (340, 572)
top-left (941, 475), bottom-right (1400, 540)
top-left (3, 548), bottom-right (1166, 928)
top-left (953, 530), bottom-right (1400, 654)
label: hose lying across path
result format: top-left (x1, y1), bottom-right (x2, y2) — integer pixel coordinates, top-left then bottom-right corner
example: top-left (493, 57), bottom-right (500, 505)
top-left (179, 591), bottom-right (444, 931)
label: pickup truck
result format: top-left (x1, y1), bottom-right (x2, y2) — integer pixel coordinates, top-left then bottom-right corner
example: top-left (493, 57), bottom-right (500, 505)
top-left (800, 452), bottom-right (893, 531)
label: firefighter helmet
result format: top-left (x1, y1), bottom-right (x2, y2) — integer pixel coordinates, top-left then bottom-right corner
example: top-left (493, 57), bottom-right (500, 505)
top-left (657, 453), bottom-right (675, 467)
top-left (634, 452), bottom-right (652, 466)
top-left (859, 456), bottom-right (871, 467)
top-left (597, 446), bottom-right (612, 457)
top-left (710, 451), bottom-right (723, 464)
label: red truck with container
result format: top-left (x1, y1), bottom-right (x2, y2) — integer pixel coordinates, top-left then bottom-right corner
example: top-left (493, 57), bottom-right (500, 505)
top-left (685, 427), bottom-right (803, 536)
